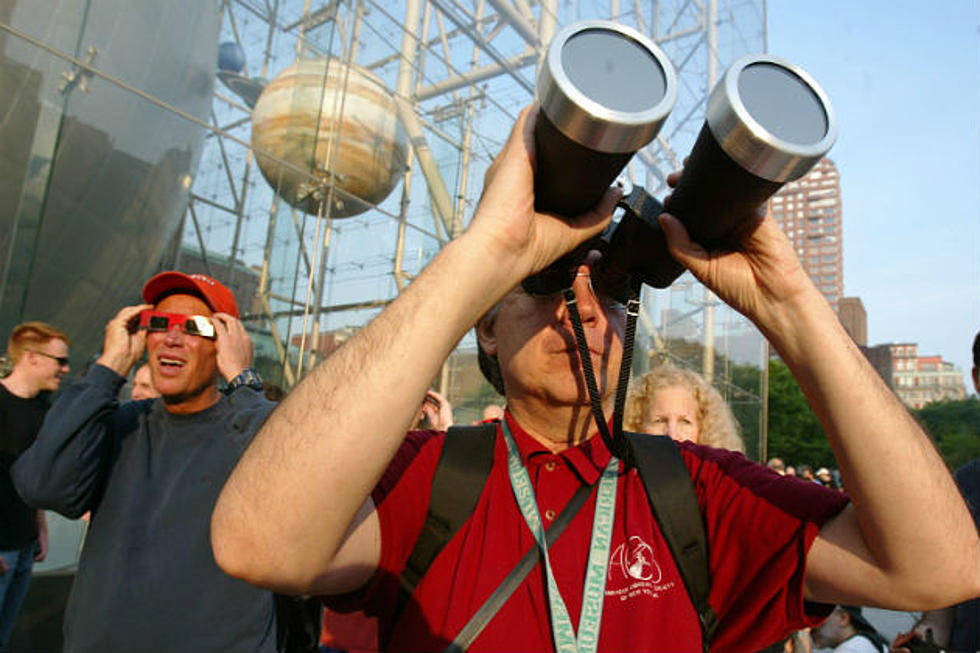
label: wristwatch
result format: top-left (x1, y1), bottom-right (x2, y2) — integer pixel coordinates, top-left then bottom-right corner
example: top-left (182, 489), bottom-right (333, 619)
top-left (227, 367), bottom-right (263, 393)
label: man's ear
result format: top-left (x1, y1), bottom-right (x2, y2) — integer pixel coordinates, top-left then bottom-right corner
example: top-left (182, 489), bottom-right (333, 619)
top-left (476, 315), bottom-right (497, 357)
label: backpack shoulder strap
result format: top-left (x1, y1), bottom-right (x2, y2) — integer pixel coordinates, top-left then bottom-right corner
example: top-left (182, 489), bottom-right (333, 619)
top-left (398, 423), bottom-right (498, 614)
top-left (626, 432), bottom-right (718, 650)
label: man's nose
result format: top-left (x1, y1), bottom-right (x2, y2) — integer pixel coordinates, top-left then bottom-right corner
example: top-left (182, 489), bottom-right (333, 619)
top-left (565, 267), bottom-right (602, 323)
top-left (163, 324), bottom-right (185, 344)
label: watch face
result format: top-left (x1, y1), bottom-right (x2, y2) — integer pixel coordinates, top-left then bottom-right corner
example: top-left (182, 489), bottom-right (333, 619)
top-left (230, 368), bottom-right (263, 391)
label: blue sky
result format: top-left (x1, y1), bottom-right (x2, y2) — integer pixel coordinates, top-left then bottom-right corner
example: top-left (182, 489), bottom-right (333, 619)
top-left (768, 2), bottom-right (980, 391)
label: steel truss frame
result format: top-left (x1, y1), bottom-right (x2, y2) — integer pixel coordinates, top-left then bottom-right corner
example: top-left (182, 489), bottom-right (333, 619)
top-left (173, 0), bottom-right (767, 435)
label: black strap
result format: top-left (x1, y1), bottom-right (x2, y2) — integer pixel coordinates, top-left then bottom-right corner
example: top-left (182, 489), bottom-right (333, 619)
top-left (397, 424), bottom-right (497, 620)
top-left (626, 432), bottom-right (718, 650)
top-left (562, 288), bottom-right (631, 463)
top-left (396, 423), bottom-right (716, 650)
top-left (274, 594), bottom-right (323, 653)
top-left (444, 480), bottom-right (594, 653)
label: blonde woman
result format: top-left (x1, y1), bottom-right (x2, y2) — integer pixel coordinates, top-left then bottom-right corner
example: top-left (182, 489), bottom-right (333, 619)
top-left (624, 363), bottom-right (745, 452)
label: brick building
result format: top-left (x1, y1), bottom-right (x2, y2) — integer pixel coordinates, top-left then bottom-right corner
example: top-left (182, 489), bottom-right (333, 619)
top-left (882, 342), bottom-right (967, 409)
top-left (767, 158), bottom-right (843, 311)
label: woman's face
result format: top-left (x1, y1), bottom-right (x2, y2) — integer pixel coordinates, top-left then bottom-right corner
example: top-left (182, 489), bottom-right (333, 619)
top-left (642, 385), bottom-right (700, 444)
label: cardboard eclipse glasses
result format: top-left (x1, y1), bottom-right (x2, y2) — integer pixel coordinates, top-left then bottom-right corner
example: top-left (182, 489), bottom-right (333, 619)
top-left (138, 310), bottom-right (216, 339)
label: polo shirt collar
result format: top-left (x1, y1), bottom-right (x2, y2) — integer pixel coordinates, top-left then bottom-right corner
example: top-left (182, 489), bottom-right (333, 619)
top-left (503, 411), bottom-right (614, 486)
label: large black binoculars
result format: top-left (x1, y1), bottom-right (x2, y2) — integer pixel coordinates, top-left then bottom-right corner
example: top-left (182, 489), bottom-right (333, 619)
top-left (528, 20), bottom-right (837, 292)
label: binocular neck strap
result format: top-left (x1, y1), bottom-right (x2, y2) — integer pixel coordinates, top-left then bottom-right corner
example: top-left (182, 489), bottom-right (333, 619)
top-left (561, 283), bottom-right (641, 466)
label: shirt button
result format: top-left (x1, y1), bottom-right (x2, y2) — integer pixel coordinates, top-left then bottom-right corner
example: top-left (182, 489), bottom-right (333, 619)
top-left (544, 509), bottom-right (556, 521)
top-left (544, 461), bottom-right (556, 471)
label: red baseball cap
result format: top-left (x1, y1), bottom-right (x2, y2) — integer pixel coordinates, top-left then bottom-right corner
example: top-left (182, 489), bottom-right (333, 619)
top-left (142, 271), bottom-right (240, 318)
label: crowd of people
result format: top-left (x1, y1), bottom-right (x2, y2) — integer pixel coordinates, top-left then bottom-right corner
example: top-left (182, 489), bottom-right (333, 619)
top-left (0, 104), bottom-right (977, 653)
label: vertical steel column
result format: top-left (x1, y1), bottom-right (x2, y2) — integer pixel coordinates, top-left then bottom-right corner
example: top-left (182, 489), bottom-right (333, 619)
top-left (701, 0), bottom-right (719, 383)
top-left (395, 0), bottom-right (455, 238)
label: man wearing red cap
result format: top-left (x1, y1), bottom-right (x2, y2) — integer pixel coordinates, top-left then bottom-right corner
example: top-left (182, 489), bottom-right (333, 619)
top-left (12, 272), bottom-right (277, 652)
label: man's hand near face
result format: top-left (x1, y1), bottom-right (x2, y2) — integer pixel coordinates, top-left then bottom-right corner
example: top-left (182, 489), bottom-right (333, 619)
top-left (95, 304), bottom-right (153, 377)
top-left (211, 313), bottom-right (254, 382)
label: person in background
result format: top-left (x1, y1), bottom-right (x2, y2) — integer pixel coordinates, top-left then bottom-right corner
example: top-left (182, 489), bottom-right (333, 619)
top-left (816, 467), bottom-right (835, 489)
top-left (0, 322), bottom-right (67, 652)
top-left (891, 330), bottom-right (980, 653)
top-left (129, 362), bottom-right (159, 401)
top-left (812, 606), bottom-right (887, 653)
top-left (263, 384), bottom-right (286, 402)
top-left (768, 457), bottom-right (787, 474)
top-left (413, 389), bottom-right (454, 431)
top-left (624, 363), bottom-right (745, 452)
top-left (478, 403), bottom-right (505, 423)
top-left (12, 272), bottom-right (277, 653)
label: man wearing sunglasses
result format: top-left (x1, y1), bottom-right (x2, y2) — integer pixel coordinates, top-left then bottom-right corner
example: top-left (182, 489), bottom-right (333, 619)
top-left (0, 321), bottom-right (68, 651)
top-left (213, 108), bottom-right (979, 651)
top-left (13, 272), bottom-right (278, 653)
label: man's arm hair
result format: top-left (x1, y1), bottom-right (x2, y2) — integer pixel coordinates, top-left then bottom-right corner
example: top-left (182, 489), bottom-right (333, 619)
top-left (211, 107), bottom-right (618, 595)
top-left (659, 210), bottom-right (980, 610)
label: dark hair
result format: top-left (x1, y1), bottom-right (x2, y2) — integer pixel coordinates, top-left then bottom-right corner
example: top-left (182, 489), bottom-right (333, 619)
top-left (839, 606), bottom-right (887, 651)
top-left (477, 341), bottom-right (505, 396)
top-left (475, 304), bottom-right (506, 396)
top-left (972, 330), bottom-right (979, 369)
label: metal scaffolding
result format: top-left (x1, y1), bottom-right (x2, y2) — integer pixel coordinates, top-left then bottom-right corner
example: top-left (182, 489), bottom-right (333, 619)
top-left (170, 0), bottom-right (768, 444)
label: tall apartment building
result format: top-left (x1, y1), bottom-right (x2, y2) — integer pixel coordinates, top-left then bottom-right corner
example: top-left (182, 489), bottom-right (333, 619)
top-left (767, 158), bottom-right (843, 311)
top-left (884, 342), bottom-right (967, 409)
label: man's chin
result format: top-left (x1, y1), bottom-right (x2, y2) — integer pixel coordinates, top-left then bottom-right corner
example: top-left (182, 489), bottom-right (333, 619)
top-left (160, 382), bottom-right (213, 407)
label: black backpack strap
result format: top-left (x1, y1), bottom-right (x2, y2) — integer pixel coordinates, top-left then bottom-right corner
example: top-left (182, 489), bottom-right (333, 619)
top-left (274, 593), bottom-right (323, 653)
top-left (626, 432), bottom-right (718, 651)
top-left (397, 423), bottom-right (498, 618)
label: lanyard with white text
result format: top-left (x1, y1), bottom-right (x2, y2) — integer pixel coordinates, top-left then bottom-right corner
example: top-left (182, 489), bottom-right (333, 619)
top-left (501, 420), bottom-right (619, 653)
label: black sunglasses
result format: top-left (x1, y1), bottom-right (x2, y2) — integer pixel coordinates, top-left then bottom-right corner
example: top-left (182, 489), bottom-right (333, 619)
top-left (29, 350), bottom-right (69, 366)
top-left (521, 263), bottom-right (632, 305)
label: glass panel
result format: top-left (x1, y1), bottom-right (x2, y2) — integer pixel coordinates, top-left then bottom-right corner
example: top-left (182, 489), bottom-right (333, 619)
top-left (0, 0), bottom-right (217, 371)
top-left (635, 273), bottom-right (767, 460)
top-left (0, 0), bottom-right (91, 343)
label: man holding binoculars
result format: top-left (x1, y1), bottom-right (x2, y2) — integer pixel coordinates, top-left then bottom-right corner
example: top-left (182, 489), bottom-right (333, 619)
top-left (212, 105), bottom-right (979, 651)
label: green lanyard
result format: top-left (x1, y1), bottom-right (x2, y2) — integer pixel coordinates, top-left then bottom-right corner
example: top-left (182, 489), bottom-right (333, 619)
top-left (502, 420), bottom-right (619, 653)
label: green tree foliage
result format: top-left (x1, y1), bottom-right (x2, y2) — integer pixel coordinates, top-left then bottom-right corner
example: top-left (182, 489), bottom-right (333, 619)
top-left (727, 363), bottom-right (762, 459)
top-left (912, 397), bottom-right (980, 470)
top-left (766, 359), bottom-right (834, 468)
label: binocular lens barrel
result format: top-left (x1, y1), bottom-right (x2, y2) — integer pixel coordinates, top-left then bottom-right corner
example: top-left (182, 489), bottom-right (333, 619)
top-left (534, 20), bottom-right (677, 217)
top-left (649, 54), bottom-right (838, 287)
top-left (530, 23), bottom-right (837, 292)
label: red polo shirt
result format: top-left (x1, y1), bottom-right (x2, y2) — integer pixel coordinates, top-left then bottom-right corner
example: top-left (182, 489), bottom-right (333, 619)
top-left (326, 413), bottom-right (848, 652)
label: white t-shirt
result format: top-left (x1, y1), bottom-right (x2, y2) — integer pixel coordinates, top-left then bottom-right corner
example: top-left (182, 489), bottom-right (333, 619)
top-left (832, 634), bottom-right (886, 653)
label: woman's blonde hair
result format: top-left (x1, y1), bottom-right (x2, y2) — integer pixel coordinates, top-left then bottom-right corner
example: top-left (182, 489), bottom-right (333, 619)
top-left (624, 363), bottom-right (744, 452)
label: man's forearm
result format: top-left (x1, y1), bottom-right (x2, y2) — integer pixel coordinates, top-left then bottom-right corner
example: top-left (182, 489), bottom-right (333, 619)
top-left (766, 286), bottom-right (980, 606)
top-left (212, 234), bottom-right (523, 590)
